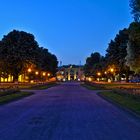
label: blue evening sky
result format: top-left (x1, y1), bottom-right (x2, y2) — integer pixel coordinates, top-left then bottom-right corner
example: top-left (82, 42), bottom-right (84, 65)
top-left (0, 0), bottom-right (132, 65)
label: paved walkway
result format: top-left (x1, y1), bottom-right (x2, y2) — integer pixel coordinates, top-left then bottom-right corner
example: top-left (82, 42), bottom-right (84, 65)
top-left (0, 82), bottom-right (140, 140)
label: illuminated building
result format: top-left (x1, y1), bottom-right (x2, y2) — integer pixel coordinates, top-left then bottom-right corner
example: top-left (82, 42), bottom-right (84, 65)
top-left (56, 65), bottom-right (85, 81)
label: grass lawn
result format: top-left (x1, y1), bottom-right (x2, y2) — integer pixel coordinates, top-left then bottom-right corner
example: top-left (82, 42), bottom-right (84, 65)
top-left (81, 83), bottom-right (104, 90)
top-left (0, 91), bottom-right (33, 105)
top-left (82, 82), bottom-right (140, 90)
top-left (98, 91), bottom-right (140, 115)
top-left (82, 82), bottom-right (140, 115)
top-left (99, 83), bottom-right (140, 89)
top-left (81, 82), bottom-right (106, 90)
top-left (0, 82), bottom-right (58, 90)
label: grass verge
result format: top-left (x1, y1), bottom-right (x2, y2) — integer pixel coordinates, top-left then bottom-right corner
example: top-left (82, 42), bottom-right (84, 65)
top-left (82, 82), bottom-right (140, 115)
top-left (22, 82), bottom-right (58, 90)
top-left (0, 91), bottom-right (33, 105)
top-left (81, 82), bottom-right (106, 90)
top-left (98, 91), bottom-right (140, 115)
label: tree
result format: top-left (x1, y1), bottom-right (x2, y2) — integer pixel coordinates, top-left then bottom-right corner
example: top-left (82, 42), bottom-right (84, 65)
top-left (126, 22), bottom-right (140, 73)
top-left (106, 28), bottom-right (130, 81)
top-left (84, 52), bottom-right (105, 77)
top-left (48, 54), bottom-right (58, 75)
top-left (130, 0), bottom-right (140, 22)
top-left (37, 47), bottom-right (58, 76)
top-left (0, 30), bottom-right (39, 82)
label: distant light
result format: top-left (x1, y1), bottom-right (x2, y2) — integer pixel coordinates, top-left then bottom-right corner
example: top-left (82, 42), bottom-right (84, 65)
top-left (30, 80), bottom-right (34, 83)
top-left (28, 68), bottom-right (32, 73)
top-left (88, 77), bottom-right (92, 82)
top-left (104, 71), bottom-right (107, 74)
top-left (110, 68), bottom-right (114, 72)
top-left (48, 73), bottom-right (50, 76)
top-left (35, 71), bottom-right (39, 75)
top-left (42, 72), bottom-right (46, 76)
top-left (97, 72), bottom-right (101, 76)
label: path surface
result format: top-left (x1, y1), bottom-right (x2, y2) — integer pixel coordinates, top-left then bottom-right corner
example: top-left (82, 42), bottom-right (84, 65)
top-left (0, 82), bottom-right (140, 140)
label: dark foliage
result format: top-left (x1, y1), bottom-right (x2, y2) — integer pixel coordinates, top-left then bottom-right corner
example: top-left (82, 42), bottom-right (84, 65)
top-left (0, 30), bottom-right (58, 82)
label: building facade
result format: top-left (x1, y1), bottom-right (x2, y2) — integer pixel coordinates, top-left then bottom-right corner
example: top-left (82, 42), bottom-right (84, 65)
top-left (56, 65), bottom-right (85, 81)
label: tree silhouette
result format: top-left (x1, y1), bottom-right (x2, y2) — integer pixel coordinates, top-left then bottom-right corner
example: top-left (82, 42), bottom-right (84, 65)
top-left (0, 30), bottom-right (39, 82)
top-left (130, 0), bottom-right (140, 22)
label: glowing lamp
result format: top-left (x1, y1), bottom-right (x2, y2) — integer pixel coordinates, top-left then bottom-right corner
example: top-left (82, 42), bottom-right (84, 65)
top-left (35, 71), bottom-right (39, 75)
top-left (110, 68), bottom-right (114, 72)
top-left (43, 72), bottom-right (46, 76)
top-left (28, 68), bottom-right (32, 73)
top-left (97, 72), bottom-right (101, 76)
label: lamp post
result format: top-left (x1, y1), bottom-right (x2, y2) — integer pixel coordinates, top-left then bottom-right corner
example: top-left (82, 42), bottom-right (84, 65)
top-left (35, 71), bottom-right (39, 82)
top-left (97, 72), bottom-right (101, 82)
top-left (110, 68), bottom-right (115, 82)
top-left (47, 73), bottom-right (50, 81)
top-left (104, 71), bottom-right (108, 82)
top-left (27, 68), bottom-right (32, 82)
top-left (42, 72), bottom-right (46, 82)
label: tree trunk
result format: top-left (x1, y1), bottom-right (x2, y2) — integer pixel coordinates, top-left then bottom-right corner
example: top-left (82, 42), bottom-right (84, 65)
top-left (125, 68), bottom-right (130, 83)
top-left (125, 73), bottom-right (129, 83)
top-left (118, 74), bottom-right (121, 82)
top-left (13, 73), bottom-right (19, 83)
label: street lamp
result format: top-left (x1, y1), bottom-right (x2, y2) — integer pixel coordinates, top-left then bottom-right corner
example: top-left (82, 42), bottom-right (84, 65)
top-left (110, 68), bottom-right (115, 82)
top-left (97, 72), bottom-right (101, 82)
top-left (28, 68), bottom-right (32, 73)
top-left (27, 68), bottom-right (32, 83)
top-left (35, 71), bottom-right (39, 75)
top-left (47, 73), bottom-right (51, 81)
top-left (42, 72), bottom-right (46, 76)
top-left (110, 68), bottom-right (114, 73)
top-left (88, 77), bottom-right (92, 82)
top-left (97, 72), bottom-right (101, 76)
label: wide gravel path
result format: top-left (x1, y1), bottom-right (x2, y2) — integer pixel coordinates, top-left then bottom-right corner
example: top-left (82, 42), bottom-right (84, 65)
top-left (0, 82), bottom-right (140, 140)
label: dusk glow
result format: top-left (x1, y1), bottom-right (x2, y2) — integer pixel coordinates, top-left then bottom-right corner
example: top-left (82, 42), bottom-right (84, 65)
top-left (0, 1), bottom-right (140, 140)
top-left (0, 0), bottom-right (132, 65)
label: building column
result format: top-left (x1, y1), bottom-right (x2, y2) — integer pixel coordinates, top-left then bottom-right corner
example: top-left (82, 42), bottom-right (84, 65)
top-left (68, 70), bottom-right (71, 81)
top-left (74, 69), bottom-right (77, 80)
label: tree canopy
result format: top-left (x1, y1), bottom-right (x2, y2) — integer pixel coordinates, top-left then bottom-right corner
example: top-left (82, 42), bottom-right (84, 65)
top-left (0, 30), bottom-right (39, 82)
top-left (0, 30), bottom-right (58, 82)
top-left (37, 47), bottom-right (58, 75)
top-left (84, 1), bottom-right (140, 82)
top-left (106, 29), bottom-right (129, 79)
top-left (84, 52), bottom-right (105, 76)
top-left (130, 0), bottom-right (140, 22)
top-left (126, 22), bottom-right (140, 73)
top-left (84, 29), bottom-right (131, 81)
